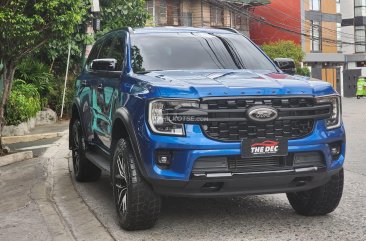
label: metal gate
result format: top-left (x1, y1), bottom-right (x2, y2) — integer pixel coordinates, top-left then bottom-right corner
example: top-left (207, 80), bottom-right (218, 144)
top-left (343, 69), bottom-right (361, 97)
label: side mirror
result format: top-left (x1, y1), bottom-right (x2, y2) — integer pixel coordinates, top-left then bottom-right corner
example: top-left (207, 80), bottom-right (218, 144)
top-left (91, 58), bottom-right (118, 71)
top-left (274, 58), bottom-right (296, 75)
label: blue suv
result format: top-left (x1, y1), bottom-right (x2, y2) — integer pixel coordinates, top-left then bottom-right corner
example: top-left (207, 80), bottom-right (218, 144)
top-left (70, 27), bottom-right (345, 230)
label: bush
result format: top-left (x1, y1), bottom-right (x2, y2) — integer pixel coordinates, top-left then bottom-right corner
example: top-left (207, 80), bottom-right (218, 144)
top-left (15, 58), bottom-right (55, 108)
top-left (261, 40), bottom-right (305, 67)
top-left (5, 82), bottom-right (41, 125)
top-left (296, 67), bottom-right (311, 77)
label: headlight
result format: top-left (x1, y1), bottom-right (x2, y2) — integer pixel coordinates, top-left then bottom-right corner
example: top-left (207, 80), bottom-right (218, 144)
top-left (148, 99), bottom-right (200, 136)
top-left (315, 95), bottom-right (341, 130)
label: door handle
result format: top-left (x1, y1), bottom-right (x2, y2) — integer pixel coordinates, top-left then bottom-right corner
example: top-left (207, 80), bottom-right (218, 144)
top-left (81, 80), bottom-right (88, 87)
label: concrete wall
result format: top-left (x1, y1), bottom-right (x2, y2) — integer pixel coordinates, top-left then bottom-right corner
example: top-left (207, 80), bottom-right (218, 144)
top-left (342, 26), bottom-right (355, 55)
top-left (340, 0), bottom-right (354, 19)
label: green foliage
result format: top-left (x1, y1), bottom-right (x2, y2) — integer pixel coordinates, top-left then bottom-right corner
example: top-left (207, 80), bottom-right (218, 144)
top-left (5, 82), bottom-right (41, 125)
top-left (261, 40), bottom-right (305, 67)
top-left (0, 0), bottom-right (87, 63)
top-left (99, 0), bottom-right (149, 34)
top-left (15, 58), bottom-right (54, 97)
top-left (296, 67), bottom-right (311, 77)
top-left (47, 78), bottom-right (76, 118)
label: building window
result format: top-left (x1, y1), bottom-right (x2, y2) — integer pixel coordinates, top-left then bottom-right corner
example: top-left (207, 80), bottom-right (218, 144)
top-left (337, 23), bottom-right (342, 52)
top-left (210, 6), bottom-right (223, 27)
top-left (158, 0), bottom-right (167, 25)
top-left (146, 0), bottom-right (154, 20)
top-left (355, 0), bottom-right (366, 17)
top-left (181, 12), bottom-right (192, 27)
top-left (309, 0), bottom-right (321, 11)
top-left (336, 0), bottom-right (341, 13)
top-left (356, 61), bottom-right (366, 67)
top-left (310, 21), bottom-right (321, 52)
top-left (355, 26), bottom-right (366, 52)
top-left (146, 0), bottom-right (167, 26)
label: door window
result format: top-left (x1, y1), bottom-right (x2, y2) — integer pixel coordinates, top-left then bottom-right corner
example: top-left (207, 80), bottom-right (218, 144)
top-left (109, 34), bottom-right (126, 71)
top-left (96, 33), bottom-right (126, 72)
top-left (85, 40), bottom-right (103, 71)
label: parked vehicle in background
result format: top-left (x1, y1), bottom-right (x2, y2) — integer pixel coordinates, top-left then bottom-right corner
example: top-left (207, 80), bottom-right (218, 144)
top-left (70, 27), bottom-right (346, 230)
top-left (356, 76), bottom-right (366, 99)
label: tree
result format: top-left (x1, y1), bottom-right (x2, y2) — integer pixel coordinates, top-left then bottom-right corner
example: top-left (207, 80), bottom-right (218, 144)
top-left (99, 0), bottom-right (148, 33)
top-left (41, 0), bottom-right (148, 77)
top-left (0, 0), bottom-right (87, 151)
top-left (261, 40), bottom-right (305, 67)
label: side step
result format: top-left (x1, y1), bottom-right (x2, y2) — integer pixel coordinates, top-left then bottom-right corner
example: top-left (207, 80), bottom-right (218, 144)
top-left (85, 151), bottom-right (110, 174)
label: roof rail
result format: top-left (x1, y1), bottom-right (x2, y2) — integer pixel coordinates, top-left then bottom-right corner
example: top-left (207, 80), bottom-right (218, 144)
top-left (215, 27), bottom-right (240, 34)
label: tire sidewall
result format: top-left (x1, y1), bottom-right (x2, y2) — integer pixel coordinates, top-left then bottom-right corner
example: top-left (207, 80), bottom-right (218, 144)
top-left (112, 139), bottom-right (134, 224)
top-left (72, 119), bottom-right (84, 177)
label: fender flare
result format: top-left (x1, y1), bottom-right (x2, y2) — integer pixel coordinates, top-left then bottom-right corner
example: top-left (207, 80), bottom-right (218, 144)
top-left (69, 98), bottom-right (87, 149)
top-left (112, 107), bottom-right (148, 179)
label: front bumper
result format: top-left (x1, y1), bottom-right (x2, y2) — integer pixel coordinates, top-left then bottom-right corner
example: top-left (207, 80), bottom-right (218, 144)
top-left (137, 119), bottom-right (345, 197)
top-left (149, 167), bottom-right (341, 197)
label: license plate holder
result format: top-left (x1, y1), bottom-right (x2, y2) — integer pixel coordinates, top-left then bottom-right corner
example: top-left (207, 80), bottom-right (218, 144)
top-left (241, 138), bottom-right (288, 158)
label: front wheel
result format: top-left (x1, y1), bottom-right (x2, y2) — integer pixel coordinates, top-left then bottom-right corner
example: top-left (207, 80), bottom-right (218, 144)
top-left (112, 138), bottom-right (161, 230)
top-left (287, 168), bottom-right (344, 216)
top-left (357, 95), bottom-right (361, 99)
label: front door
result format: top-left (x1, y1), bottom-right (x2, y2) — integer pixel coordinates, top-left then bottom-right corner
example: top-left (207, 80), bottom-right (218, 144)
top-left (92, 32), bottom-right (126, 150)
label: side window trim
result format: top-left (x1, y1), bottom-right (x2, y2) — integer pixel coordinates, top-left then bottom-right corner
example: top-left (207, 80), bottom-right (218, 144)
top-left (85, 39), bottom-right (104, 72)
top-left (87, 31), bottom-right (127, 75)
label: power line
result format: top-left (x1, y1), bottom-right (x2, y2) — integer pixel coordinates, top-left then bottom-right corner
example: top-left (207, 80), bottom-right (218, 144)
top-left (207, 0), bottom-right (364, 47)
top-left (259, 4), bottom-right (355, 41)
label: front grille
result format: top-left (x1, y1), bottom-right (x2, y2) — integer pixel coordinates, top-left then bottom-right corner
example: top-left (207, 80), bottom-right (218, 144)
top-left (191, 153), bottom-right (325, 175)
top-left (227, 156), bottom-right (289, 172)
top-left (199, 97), bottom-right (331, 142)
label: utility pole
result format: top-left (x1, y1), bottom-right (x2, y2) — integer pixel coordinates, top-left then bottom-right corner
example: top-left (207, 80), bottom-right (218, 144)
top-left (82, 0), bottom-right (100, 66)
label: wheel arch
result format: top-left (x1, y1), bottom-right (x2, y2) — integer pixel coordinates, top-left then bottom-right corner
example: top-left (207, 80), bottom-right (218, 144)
top-left (69, 98), bottom-right (85, 150)
top-left (112, 107), bottom-right (148, 179)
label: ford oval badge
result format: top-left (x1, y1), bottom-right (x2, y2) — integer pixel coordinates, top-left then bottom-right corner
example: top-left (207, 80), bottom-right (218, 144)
top-left (247, 106), bottom-right (278, 122)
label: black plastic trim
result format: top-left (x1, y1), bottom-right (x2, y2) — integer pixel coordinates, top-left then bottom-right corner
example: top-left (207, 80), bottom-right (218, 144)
top-left (112, 107), bottom-right (148, 179)
top-left (148, 167), bottom-right (342, 197)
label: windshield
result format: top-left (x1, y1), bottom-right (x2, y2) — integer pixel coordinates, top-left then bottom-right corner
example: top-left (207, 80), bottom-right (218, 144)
top-left (130, 32), bottom-right (277, 73)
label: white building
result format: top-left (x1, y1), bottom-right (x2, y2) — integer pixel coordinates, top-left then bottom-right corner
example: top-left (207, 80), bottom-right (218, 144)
top-left (341, 0), bottom-right (366, 97)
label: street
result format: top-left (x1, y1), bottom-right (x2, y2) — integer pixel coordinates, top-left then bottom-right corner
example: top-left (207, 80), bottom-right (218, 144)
top-left (1, 98), bottom-right (365, 241)
top-left (71, 98), bottom-right (366, 240)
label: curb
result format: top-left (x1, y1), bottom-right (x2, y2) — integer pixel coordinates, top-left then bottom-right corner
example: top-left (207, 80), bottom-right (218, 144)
top-left (2, 131), bottom-right (67, 145)
top-left (43, 134), bottom-right (114, 241)
top-left (0, 151), bottom-right (33, 167)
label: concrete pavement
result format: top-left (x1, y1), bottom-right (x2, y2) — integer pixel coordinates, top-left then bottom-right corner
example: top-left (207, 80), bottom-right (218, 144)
top-left (0, 135), bottom-right (113, 241)
top-left (71, 97), bottom-right (366, 241)
top-left (1, 98), bottom-right (365, 241)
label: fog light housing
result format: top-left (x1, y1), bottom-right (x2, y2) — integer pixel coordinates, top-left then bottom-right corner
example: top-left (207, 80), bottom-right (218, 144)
top-left (329, 142), bottom-right (342, 160)
top-left (155, 150), bottom-right (172, 169)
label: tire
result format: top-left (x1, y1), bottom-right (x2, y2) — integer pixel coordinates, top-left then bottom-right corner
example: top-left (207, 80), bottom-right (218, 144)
top-left (71, 119), bottom-right (101, 182)
top-left (357, 95), bottom-right (361, 99)
top-left (287, 168), bottom-right (344, 216)
top-left (112, 138), bottom-right (161, 231)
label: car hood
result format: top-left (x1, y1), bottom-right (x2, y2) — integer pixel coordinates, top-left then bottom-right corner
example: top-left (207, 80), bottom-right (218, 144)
top-left (136, 70), bottom-right (335, 98)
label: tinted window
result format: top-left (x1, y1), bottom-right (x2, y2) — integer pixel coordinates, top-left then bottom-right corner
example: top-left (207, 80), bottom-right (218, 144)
top-left (98, 36), bottom-right (114, 59)
top-left (85, 40), bottom-right (103, 71)
top-left (130, 33), bottom-right (277, 73)
top-left (109, 34), bottom-right (126, 71)
top-left (87, 33), bottom-right (126, 72)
